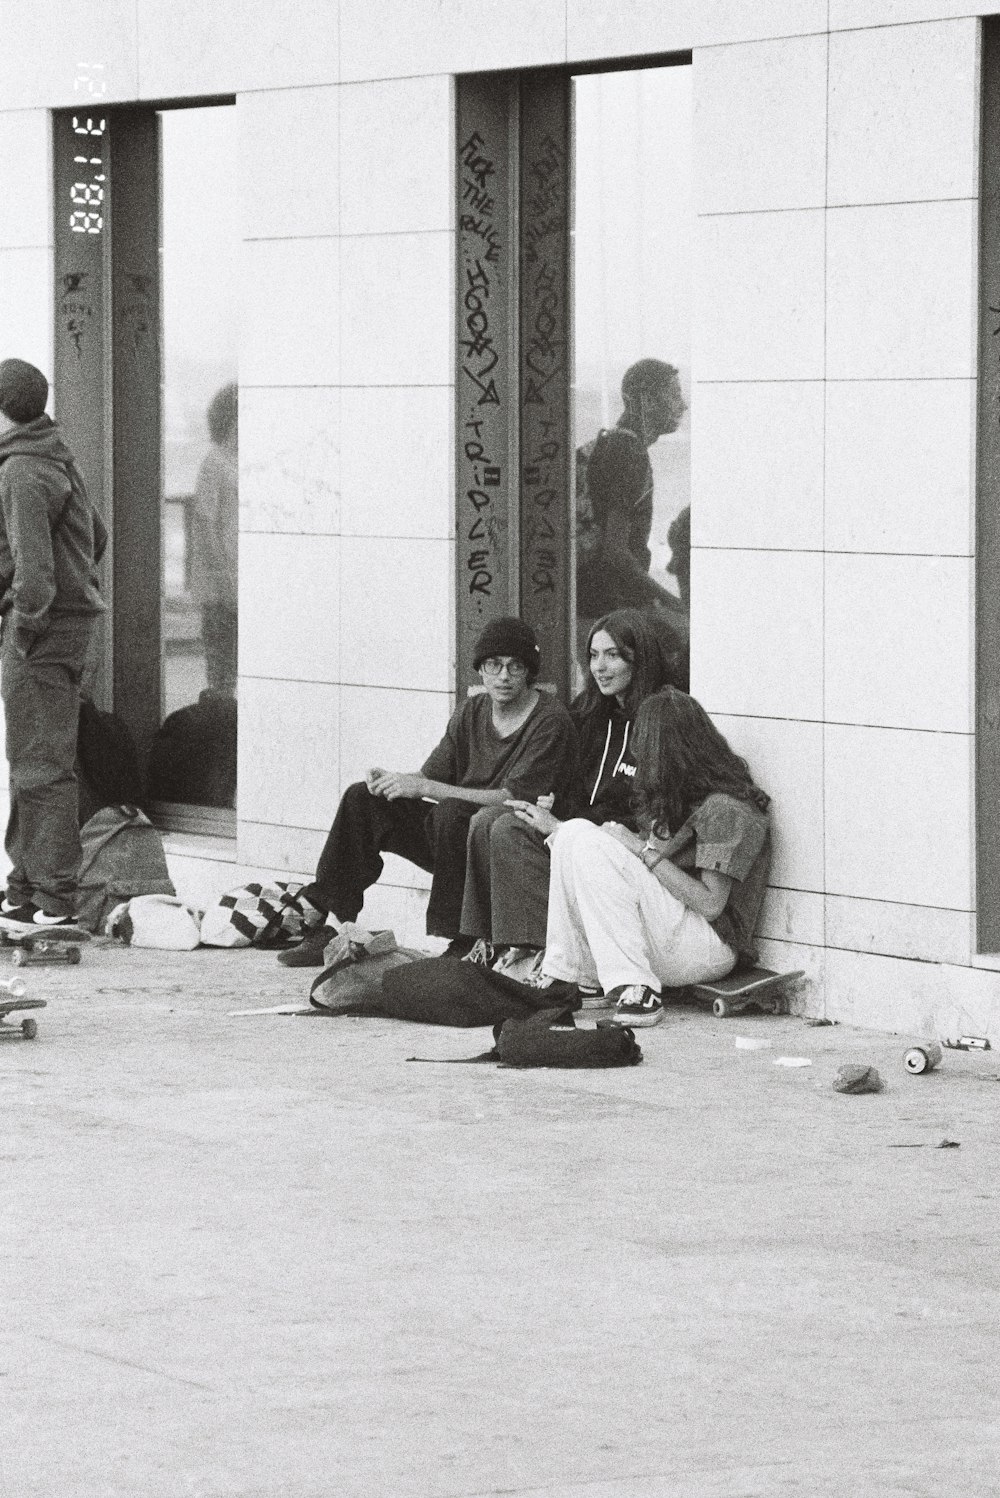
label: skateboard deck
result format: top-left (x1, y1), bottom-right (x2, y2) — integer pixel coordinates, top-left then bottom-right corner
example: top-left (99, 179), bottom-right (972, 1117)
top-left (0, 920), bottom-right (90, 966)
top-left (0, 996), bottom-right (46, 1039)
top-left (690, 967), bottom-right (805, 1018)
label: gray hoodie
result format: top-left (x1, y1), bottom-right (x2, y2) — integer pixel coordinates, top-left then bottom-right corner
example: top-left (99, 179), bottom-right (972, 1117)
top-left (0, 415), bottom-right (107, 645)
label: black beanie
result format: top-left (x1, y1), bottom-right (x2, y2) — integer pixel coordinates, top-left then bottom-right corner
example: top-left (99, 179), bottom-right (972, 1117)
top-left (472, 616), bottom-right (541, 678)
top-left (0, 359), bottom-right (48, 423)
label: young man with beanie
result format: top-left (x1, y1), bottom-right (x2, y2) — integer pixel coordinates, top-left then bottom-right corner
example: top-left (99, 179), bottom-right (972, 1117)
top-left (0, 357), bottom-right (107, 929)
top-left (280, 616), bottom-right (579, 966)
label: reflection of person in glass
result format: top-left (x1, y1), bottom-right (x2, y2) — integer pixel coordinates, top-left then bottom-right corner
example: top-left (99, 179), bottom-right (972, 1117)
top-left (189, 382), bottom-right (237, 695)
top-left (576, 358), bottom-right (688, 657)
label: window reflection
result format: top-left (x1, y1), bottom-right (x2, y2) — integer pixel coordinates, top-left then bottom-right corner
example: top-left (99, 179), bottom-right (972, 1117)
top-left (572, 67), bottom-right (692, 690)
top-left (148, 106), bottom-right (238, 811)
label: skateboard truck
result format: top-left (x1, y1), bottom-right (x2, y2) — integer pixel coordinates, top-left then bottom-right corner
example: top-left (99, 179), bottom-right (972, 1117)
top-left (0, 996), bottom-right (45, 1040)
top-left (0, 927), bottom-right (87, 966)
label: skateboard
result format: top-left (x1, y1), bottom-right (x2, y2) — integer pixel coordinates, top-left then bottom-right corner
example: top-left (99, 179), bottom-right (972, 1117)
top-left (0, 922), bottom-right (90, 966)
top-left (690, 966), bottom-right (805, 1019)
top-left (0, 996), bottom-right (46, 1039)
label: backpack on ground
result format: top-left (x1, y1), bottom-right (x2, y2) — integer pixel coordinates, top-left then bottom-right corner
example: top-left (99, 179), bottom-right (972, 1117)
top-left (336, 954), bottom-right (581, 1028)
top-left (76, 804), bottom-right (176, 934)
top-left (309, 926), bottom-right (424, 1010)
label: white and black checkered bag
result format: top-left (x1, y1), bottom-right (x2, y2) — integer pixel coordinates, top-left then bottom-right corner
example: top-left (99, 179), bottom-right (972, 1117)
top-left (200, 880), bottom-right (320, 949)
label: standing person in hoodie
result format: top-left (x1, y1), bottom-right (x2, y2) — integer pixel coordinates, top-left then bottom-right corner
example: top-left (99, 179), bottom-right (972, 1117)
top-left (458, 609), bottom-right (673, 973)
top-left (0, 359), bottom-right (107, 930)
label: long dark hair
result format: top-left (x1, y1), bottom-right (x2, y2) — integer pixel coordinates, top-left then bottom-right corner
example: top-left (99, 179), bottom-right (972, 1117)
top-left (632, 686), bottom-right (770, 835)
top-left (572, 609), bottom-right (676, 726)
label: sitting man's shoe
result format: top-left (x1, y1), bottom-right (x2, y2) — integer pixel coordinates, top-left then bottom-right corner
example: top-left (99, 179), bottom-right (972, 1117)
top-left (491, 944), bottom-right (539, 981)
top-left (463, 938), bottom-right (503, 967)
top-left (441, 935), bottom-right (475, 960)
top-left (609, 984), bottom-right (665, 1027)
top-left (277, 925), bottom-right (334, 968)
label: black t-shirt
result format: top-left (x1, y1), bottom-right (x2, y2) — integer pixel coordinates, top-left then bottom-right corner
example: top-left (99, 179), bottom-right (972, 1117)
top-left (421, 692), bottom-right (580, 817)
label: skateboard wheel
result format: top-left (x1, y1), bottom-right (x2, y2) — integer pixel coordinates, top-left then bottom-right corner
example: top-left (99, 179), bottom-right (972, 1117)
top-left (904, 1043), bottom-right (942, 1075)
top-left (712, 997), bottom-right (731, 1018)
top-left (21, 1017), bottom-right (37, 1039)
top-left (67, 946), bottom-right (81, 965)
top-left (12, 948), bottom-right (26, 967)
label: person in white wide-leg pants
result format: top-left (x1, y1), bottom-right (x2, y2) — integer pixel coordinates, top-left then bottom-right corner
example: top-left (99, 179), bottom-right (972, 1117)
top-left (543, 817), bottom-right (736, 996)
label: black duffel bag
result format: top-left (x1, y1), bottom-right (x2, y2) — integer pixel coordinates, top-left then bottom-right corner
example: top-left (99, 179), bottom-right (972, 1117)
top-left (496, 1008), bottom-right (643, 1068)
top-left (364, 954), bottom-right (581, 1027)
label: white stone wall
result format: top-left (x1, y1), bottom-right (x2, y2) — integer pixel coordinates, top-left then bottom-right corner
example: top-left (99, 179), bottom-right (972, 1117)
top-left (1, 0), bottom-right (998, 1027)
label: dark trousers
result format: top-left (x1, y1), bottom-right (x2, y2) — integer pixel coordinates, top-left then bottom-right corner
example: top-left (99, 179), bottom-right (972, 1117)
top-left (1, 616), bottom-right (96, 916)
top-left (201, 602), bottom-right (238, 694)
top-left (460, 806), bottom-right (551, 948)
top-left (301, 781), bottom-right (478, 937)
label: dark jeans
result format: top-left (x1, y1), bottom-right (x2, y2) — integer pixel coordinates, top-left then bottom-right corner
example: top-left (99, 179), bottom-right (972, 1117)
top-left (460, 805), bottom-right (551, 948)
top-left (301, 781), bottom-right (479, 938)
top-left (1, 616), bottom-right (96, 916)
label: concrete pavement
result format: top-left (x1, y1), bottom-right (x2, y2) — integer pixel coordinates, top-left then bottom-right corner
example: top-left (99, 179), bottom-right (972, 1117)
top-left (3, 941), bottom-right (999, 1497)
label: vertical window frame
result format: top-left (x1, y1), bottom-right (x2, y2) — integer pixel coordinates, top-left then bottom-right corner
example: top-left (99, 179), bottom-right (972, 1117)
top-left (52, 99), bottom-right (237, 839)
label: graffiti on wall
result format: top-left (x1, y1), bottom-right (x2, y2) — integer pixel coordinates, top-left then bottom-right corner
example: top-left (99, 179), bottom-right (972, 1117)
top-left (456, 106), bottom-right (512, 651)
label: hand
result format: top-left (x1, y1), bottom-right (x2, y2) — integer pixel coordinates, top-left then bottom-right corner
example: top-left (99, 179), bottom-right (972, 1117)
top-left (599, 821), bottom-right (645, 856)
top-left (505, 798), bottom-right (560, 837)
top-left (365, 766), bottom-right (388, 793)
top-left (371, 771), bottom-right (429, 801)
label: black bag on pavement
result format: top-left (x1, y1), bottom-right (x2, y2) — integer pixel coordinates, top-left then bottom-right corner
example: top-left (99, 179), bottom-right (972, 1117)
top-left (350, 954), bottom-right (582, 1028)
top-left (496, 1008), bottom-right (643, 1068)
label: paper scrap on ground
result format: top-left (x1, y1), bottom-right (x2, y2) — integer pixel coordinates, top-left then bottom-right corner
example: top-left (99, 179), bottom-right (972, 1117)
top-left (773, 1056), bottom-right (812, 1067)
top-left (229, 1004), bottom-right (313, 1016)
top-left (735, 1036), bottom-right (771, 1050)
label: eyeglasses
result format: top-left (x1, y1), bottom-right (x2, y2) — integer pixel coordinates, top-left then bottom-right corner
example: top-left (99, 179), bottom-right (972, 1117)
top-left (480, 657), bottom-right (528, 679)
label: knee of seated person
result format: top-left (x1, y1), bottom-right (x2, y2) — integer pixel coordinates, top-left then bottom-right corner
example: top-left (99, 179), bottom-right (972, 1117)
top-left (340, 779), bottom-right (374, 809)
top-left (551, 816), bottom-right (599, 850)
top-left (469, 802), bottom-right (507, 837)
top-left (489, 808), bottom-right (525, 845)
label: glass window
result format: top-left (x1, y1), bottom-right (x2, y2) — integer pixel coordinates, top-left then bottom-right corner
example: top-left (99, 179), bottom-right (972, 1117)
top-left (571, 66), bottom-right (692, 690)
top-left (147, 105), bottom-right (239, 811)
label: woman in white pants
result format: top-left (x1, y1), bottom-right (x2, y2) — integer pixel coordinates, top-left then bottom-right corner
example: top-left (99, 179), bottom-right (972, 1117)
top-left (520, 687), bottom-right (771, 1027)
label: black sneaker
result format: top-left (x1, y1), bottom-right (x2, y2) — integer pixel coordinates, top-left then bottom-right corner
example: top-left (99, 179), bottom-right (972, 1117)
top-left (608, 984), bottom-right (665, 1027)
top-left (0, 902), bottom-right (76, 931)
top-left (440, 936), bottom-right (475, 960)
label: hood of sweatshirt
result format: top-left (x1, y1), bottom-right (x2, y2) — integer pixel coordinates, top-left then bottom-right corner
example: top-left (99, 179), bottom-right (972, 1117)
top-left (0, 414), bottom-right (77, 472)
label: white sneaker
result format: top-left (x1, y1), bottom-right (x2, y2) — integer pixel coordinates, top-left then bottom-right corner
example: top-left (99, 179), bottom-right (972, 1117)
top-left (462, 938), bottom-right (498, 966)
top-left (492, 945), bottom-right (543, 983)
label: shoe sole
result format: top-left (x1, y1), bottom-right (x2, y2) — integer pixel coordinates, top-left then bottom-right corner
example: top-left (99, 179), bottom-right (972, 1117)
top-left (0, 917), bottom-right (89, 941)
top-left (611, 1008), bottom-right (665, 1027)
